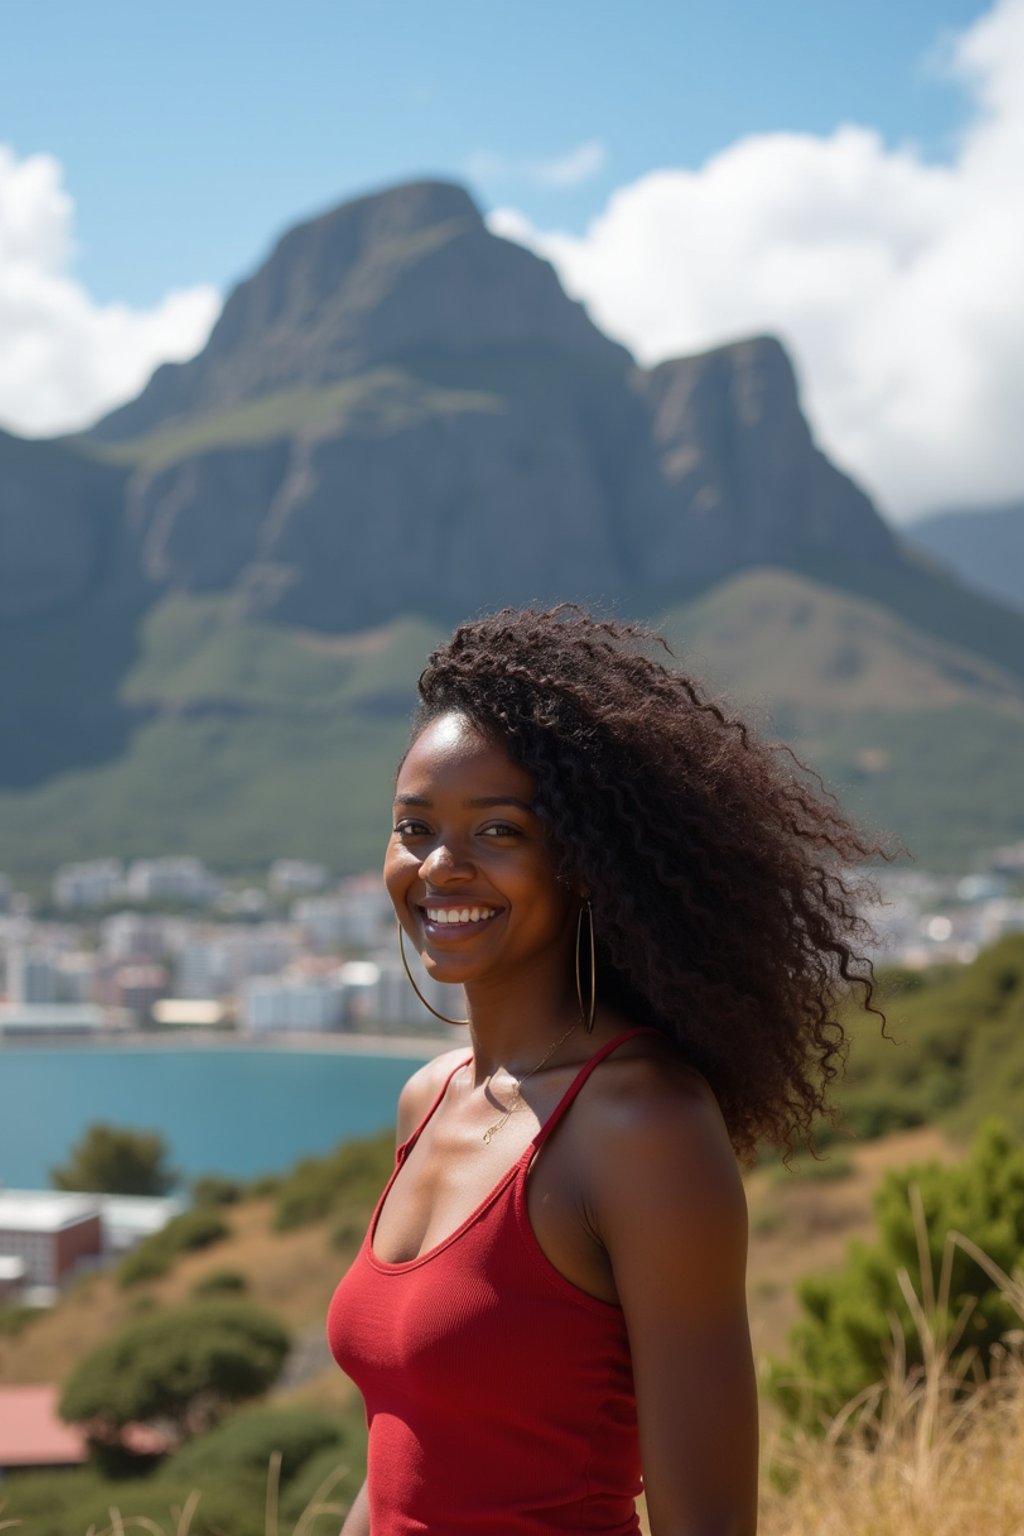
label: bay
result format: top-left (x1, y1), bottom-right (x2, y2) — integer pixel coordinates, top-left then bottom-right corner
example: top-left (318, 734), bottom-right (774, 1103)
top-left (0, 1041), bottom-right (444, 1190)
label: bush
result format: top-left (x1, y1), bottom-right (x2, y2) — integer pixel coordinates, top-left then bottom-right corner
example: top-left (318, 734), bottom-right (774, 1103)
top-left (71, 1477), bottom-right (262, 1536)
top-left (282, 1440), bottom-right (366, 1528)
top-left (330, 1214), bottom-right (369, 1251)
top-left (0, 1303), bottom-right (39, 1337)
top-left (248, 1172), bottom-right (283, 1197)
top-left (273, 1131), bottom-right (393, 1232)
top-left (192, 1267), bottom-right (249, 1297)
top-left (773, 1118), bottom-right (1024, 1425)
top-left (192, 1172), bottom-right (245, 1206)
top-left (118, 1206), bottom-right (229, 1286)
top-left (51, 1122), bottom-right (178, 1195)
top-left (166, 1404), bottom-right (345, 1487)
top-left (836, 935), bottom-right (1024, 1142)
top-left (59, 1299), bottom-right (290, 1453)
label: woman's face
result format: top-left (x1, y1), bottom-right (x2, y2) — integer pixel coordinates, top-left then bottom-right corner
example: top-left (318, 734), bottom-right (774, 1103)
top-left (384, 712), bottom-right (576, 988)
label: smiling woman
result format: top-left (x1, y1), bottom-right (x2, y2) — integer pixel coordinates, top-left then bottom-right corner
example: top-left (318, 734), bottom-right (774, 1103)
top-left (326, 604), bottom-right (884, 1536)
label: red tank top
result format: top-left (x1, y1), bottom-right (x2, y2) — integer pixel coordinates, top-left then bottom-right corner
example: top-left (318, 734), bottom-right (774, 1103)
top-left (326, 1030), bottom-right (648, 1535)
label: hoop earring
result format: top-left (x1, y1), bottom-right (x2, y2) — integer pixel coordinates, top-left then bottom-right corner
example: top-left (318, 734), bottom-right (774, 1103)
top-left (575, 900), bottom-right (597, 1034)
top-left (397, 923), bottom-right (469, 1026)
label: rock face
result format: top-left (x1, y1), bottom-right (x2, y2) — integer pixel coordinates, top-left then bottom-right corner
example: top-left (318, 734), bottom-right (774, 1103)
top-left (630, 338), bottom-right (895, 592)
top-left (93, 181), bottom-right (628, 442)
top-left (0, 431), bottom-right (129, 619)
top-left (1, 177), bottom-right (1019, 677)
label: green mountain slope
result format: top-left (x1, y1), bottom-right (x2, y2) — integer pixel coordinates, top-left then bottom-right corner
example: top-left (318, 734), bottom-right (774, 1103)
top-left (837, 934), bottom-right (1024, 1140)
top-left (0, 599), bottom-right (442, 882)
top-left (1, 570), bottom-right (1020, 883)
top-left (662, 570), bottom-right (1024, 866)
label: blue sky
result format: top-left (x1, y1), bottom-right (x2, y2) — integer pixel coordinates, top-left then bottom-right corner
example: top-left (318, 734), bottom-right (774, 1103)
top-left (3, 0), bottom-right (989, 305)
top-left (2, 0), bottom-right (1022, 518)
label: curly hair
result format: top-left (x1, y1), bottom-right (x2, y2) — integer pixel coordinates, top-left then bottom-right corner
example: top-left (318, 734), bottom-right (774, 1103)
top-left (410, 605), bottom-right (887, 1162)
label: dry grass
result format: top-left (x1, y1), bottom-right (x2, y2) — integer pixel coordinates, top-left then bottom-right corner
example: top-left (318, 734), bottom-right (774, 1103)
top-left (758, 1369), bottom-right (1024, 1535)
top-left (758, 1210), bottom-right (1024, 1536)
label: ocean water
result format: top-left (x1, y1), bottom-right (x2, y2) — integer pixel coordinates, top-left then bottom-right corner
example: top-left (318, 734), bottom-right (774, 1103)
top-left (0, 1045), bottom-right (433, 1190)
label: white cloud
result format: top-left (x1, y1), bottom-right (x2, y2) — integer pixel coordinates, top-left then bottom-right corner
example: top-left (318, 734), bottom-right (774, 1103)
top-left (0, 145), bottom-right (220, 438)
top-left (489, 0), bottom-right (1024, 519)
top-left (467, 139), bottom-right (606, 190)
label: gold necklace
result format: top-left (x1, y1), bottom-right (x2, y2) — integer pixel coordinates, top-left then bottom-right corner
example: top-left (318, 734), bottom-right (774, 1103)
top-left (481, 1018), bottom-right (580, 1144)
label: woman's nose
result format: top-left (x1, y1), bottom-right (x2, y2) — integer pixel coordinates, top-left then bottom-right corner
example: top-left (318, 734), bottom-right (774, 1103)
top-left (419, 840), bottom-right (473, 882)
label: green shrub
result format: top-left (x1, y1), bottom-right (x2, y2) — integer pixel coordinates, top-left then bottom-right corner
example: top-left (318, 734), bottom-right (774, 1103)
top-left (282, 1441), bottom-right (366, 1529)
top-left (166, 1404), bottom-right (344, 1487)
top-left (248, 1172), bottom-right (283, 1197)
top-left (330, 1214), bottom-right (369, 1251)
top-left (0, 1303), bottom-right (39, 1337)
top-left (118, 1206), bottom-right (229, 1286)
top-left (72, 1477), bottom-right (263, 1536)
top-left (836, 935), bottom-right (1024, 1142)
top-left (773, 1118), bottom-right (1024, 1426)
top-left (191, 1267), bottom-right (249, 1297)
top-left (192, 1172), bottom-right (245, 1206)
top-left (273, 1131), bottom-right (393, 1232)
top-left (50, 1122), bottom-right (178, 1195)
top-left (59, 1300), bottom-right (290, 1452)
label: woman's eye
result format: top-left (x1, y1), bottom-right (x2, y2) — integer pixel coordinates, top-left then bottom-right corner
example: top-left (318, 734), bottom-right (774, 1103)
top-left (393, 820), bottom-right (430, 837)
top-left (481, 823), bottom-right (522, 839)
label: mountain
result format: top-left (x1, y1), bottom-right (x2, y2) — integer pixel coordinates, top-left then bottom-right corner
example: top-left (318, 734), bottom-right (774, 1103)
top-left (1, 177), bottom-right (1022, 877)
top-left (904, 502), bottom-right (1024, 615)
top-left (1, 177), bottom-right (1017, 670)
top-left (1, 571), bottom-right (1020, 882)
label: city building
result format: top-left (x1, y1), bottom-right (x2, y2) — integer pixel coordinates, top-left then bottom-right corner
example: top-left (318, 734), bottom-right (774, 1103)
top-left (369, 950), bottom-right (466, 1033)
top-left (0, 1192), bottom-right (103, 1293)
top-left (269, 859), bottom-right (329, 897)
top-left (53, 860), bottom-right (124, 910)
top-left (241, 973), bottom-right (347, 1033)
top-left (125, 857), bottom-right (221, 908)
top-left (0, 1003), bottom-right (107, 1038)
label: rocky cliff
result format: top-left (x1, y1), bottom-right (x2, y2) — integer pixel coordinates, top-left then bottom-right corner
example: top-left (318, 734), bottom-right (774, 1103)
top-left (1, 176), bottom-right (1023, 821)
top-left (1, 178), bottom-right (929, 640)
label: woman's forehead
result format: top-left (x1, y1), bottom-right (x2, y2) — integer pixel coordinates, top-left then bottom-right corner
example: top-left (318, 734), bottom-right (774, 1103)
top-left (398, 713), bottom-right (534, 798)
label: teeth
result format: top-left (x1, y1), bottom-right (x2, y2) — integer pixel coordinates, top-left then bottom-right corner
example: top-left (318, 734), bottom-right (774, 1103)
top-left (426, 906), bottom-right (496, 925)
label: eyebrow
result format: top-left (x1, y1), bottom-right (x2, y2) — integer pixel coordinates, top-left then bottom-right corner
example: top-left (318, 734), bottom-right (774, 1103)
top-left (394, 793), bottom-right (536, 812)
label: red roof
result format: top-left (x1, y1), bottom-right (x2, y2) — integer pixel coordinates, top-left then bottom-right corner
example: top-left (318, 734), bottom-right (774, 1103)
top-left (0, 1385), bottom-right (87, 1467)
top-left (0, 1385), bottom-right (168, 1467)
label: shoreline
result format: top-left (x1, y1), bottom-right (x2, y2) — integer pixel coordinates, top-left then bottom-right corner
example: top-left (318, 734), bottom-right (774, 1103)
top-left (0, 1027), bottom-right (458, 1060)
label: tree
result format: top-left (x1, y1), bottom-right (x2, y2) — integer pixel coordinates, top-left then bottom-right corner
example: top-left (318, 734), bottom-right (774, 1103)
top-left (773, 1119), bottom-right (1024, 1426)
top-left (50, 1122), bottom-right (178, 1195)
top-left (58, 1300), bottom-right (290, 1459)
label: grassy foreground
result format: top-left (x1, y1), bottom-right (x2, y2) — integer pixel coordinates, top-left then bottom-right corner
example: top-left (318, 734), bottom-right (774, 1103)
top-left (4, 1363), bottom-right (1021, 1535)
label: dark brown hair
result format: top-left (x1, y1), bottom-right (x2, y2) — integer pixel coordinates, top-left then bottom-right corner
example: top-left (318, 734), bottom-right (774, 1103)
top-left (413, 605), bottom-right (885, 1160)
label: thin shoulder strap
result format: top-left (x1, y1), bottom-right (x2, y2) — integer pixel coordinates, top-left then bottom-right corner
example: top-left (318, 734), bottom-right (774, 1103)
top-left (399, 1055), bottom-right (472, 1157)
top-left (531, 1028), bottom-right (657, 1151)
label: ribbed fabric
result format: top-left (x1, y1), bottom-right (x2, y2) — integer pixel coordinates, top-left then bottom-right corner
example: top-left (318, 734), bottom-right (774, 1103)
top-left (327, 1030), bottom-right (649, 1535)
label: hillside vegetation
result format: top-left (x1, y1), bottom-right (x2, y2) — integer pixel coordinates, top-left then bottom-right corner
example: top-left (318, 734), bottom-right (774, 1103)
top-left (836, 932), bottom-right (1024, 1140)
top-left (2, 571), bottom-right (1022, 883)
top-left (2, 942), bottom-right (1023, 1531)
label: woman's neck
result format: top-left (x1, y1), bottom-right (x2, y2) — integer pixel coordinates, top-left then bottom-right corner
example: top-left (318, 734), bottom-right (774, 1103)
top-left (461, 962), bottom-right (583, 1082)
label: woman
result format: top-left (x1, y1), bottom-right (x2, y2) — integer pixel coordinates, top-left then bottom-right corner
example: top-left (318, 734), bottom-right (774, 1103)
top-left (327, 606), bottom-right (880, 1535)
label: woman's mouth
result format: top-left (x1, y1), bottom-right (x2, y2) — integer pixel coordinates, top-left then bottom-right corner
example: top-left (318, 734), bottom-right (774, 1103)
top-left (419, 904), bottom-right (501, 936)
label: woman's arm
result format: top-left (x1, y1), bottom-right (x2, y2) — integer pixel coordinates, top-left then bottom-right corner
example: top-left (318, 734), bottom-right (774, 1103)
top-left (591, 1066), bottom-right (759, 1536)
top-left (339, 1477), bottom-right (370, 1536)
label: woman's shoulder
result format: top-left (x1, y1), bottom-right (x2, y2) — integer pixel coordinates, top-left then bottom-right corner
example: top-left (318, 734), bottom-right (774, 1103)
top-left (395, 1046), bottom-right (469, 1143)
top-left (578, 1027), bottom-right (741, 1201)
